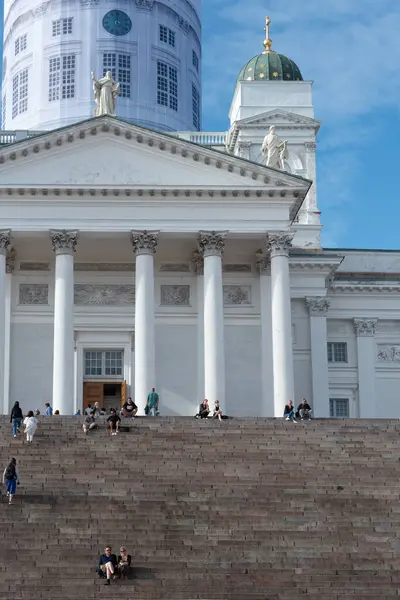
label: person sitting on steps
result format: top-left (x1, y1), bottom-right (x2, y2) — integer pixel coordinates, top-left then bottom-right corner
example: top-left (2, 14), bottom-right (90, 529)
top-left (297, 398), bottom-right (312, 421)
top-left (284, 400), bottom-right (297, 423)
top-left (196, 399), bottom-right (210, 419)
top-left (83, 410), bottom-right (98, 434)
top-left (121, 397), bottom-right (138, 419)
top-left (117, 546), bottom-right (132, 579)
top-left (212, 400), bottom-right (224, 421)
top-left (97, 546), bottom-right (118, 585)
top-left (107, 408), bottom-right (120, 436)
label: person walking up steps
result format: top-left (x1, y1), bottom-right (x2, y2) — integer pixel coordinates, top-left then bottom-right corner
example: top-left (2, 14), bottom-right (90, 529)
top-left (10, 401), bottom-right (23, 438)
top-left (2, 458), bottom-right (20, 505)
top-left (23, 411), bottom-right (39, 443)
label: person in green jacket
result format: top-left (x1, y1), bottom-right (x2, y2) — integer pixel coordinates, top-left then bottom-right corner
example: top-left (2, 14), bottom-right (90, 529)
top-left (146, 388), bottom-right (159, 417)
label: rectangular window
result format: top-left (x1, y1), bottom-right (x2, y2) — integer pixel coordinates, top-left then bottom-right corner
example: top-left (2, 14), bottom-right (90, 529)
top-left (192, 83), bottom-right (200, 130)
top-left (48, 54), bottom-right (76, 102)
top-left (12, 68), bottom-right (28, 119)
top-left (105, 351), bottom-right (123, 376)
top-left (159, 25), bottom-right (168, 43)
top-left (84, 350), bottom-right (123, 377)
top-left (102, 53), bottom-right (131, 98)
top-left (15, 34), bottom-right (27, 56)
top-left (168, 65), bottom-right (178, 111)
top-left (192, 50), bottom-right (199, 71)
top-left (52, 17), bottom-right (73, 37)
top-left (84, 351), bottom-right (102, 376)
top-left (329, 398), bottom-right (350, 418)
top-left (327, 342), bottom-right (348, 363)
top-left (159, 24), bottom-right (175, 47)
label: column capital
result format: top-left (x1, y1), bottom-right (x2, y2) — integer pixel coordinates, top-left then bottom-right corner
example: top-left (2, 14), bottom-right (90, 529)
top-left (198, 230), bottom-right (228, 258)
top-left (267, 232), bottom-right (294, 258)
top-left (50, 230), bottom-right (79, 255)
top-left (306, 297), bottom-right (330, 317)
top-left (255, 249), bottom-right (271, 275)
top-left (130, 230), bottom-right (159, 256)
top-left (354, 318), bottom-right (377, 337)
top-left (191, 249), bottom-right (204, 275)
top-left (6, 248), bottom-right (16, 274)
top-left (0, 230), bottom-right (12, 256)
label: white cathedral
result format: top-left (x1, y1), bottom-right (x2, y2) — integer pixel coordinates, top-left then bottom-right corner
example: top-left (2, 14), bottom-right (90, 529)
top-left (0, 5), bottom-right (399, 419)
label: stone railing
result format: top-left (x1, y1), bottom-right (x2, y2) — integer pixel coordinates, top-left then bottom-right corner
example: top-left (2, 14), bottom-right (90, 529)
top-left (0, 128), bottom-right (228, 148)
top-left (175, 131), bottom-right (227, 146)
top-left (0, 130), bottom-right (45, 146)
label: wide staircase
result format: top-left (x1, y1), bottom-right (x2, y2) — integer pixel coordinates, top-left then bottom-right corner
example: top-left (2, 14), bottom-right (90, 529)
top-left (0, 416), bottom-right (400, 600)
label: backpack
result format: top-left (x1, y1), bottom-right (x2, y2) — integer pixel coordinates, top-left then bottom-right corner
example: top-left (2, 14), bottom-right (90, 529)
top-left (5, 464), bottom-right (15, 481)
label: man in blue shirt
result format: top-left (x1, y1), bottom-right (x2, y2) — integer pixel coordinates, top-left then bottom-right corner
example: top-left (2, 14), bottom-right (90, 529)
top-left (44, 403), bottom-right (53, 416)
top-left (97, 546), bottom-right (118, 585)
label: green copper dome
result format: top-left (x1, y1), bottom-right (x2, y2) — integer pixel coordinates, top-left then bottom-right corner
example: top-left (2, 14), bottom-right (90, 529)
top-left (237, 52), bottom-right (303, 82)
top-left (237, 16), bottom-right (303, 82)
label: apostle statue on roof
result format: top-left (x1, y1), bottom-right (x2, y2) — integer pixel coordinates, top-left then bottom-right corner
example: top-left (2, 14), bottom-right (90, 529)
top-left (91, 71), bottom-right (120, 117)
top-left (261, 126), bottom-right (288, 171)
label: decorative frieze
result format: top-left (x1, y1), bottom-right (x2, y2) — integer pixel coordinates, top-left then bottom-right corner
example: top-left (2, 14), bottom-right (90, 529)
top-left (74, 263), bottom-right (135, 272)
top-left (159, 263), bottom-right (190, 273)
top-left (377, 345), bottom-right (400, 362)
top-left (0, 230), bottom-right (11, 256)
top-left (134, 0), bottom-right (154, 10)
top-left (160, 285), bottom-right (190, 306)
top-left (198, 231), bottom-right (228, 258)
top-left (74, 284), bottom-right (135, 306)
top-left (50, 230), bottom-right (79, 255)
top-left (19, 262), bottom-right (50, 271)
top-left (130, 230), bottom-right (159, 256)
top-left (353, 318), bottom-right (377, 337)
top-left (306, 297), bottom-right (330, 317)
top-left (223, 285), bottom-right (251, 306)
top-left (223, 264), bottom-right (252, 273)
top-left (19, 283), bottom-right (48, 305)
top-left (267, 232), bottom-right (294, 257)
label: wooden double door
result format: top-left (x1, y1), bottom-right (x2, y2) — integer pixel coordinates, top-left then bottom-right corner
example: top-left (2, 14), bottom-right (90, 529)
top-left (83, 380), bottom-right (126, 412)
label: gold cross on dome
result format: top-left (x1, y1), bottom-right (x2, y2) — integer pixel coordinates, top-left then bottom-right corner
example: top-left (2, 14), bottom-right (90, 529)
top-left (263, 15), bottom-right (273, 53)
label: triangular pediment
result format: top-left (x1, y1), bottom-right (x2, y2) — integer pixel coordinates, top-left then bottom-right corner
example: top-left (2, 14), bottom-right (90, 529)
top-left (234, 110), bottom-right (321, 130)
top-left (0, 116), bottom-right (310, 191)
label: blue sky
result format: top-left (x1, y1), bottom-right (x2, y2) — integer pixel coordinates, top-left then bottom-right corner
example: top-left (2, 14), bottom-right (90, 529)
top-left (1, 0), bottom-right (400, 249)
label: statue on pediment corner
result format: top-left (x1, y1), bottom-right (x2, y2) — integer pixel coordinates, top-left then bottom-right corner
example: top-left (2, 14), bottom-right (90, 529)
top-left (261, 126), bottom-right (288, 171)
top-left (91, 71), bottom-right (120, 117)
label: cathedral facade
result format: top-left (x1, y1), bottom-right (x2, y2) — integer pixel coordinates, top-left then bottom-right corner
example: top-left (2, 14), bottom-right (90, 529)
top-left (0, 17), bottom-right (398, 419)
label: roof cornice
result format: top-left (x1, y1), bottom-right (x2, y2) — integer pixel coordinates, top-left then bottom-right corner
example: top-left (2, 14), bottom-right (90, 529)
top-left (0, 116), bottom-right (312, 192)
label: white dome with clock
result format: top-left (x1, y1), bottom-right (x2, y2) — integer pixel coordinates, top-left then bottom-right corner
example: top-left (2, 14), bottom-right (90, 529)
top-left (1, 0), bottom-right (202, 132)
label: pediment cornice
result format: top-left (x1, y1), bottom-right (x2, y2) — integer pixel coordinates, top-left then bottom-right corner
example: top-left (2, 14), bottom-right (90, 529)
top-left (0, 116), bottom-right (311, 193)
top-left (227, 110), bottom-right (321, 151)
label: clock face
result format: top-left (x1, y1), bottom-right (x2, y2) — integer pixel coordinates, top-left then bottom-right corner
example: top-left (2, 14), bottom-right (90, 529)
top-left (102, 10), bottom-right (132, 36)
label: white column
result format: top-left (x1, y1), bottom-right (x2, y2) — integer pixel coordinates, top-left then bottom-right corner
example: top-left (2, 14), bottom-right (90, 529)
top-left (354, 318), bottom-right (378, 418)
top-left (131, 230), bottom-right (159, 414)
top-left (50, 230), bottom-right (78, 415)
top-left (3, 248), bottom-right (16, 414)
top-left (192, 249), bottom-right (205, 407)
top-left (257, 250), bottom-right (274, 416)
top-left (306, 297), bottom-right (331, 418)
top-left (0, 230), bottom-right (11, 415)
top-left (304, 141), bottom-right (320, 225)
top-left (269, 232), bottom-right (295, 417)
top-left (198, 231), bottom-right (227, 407)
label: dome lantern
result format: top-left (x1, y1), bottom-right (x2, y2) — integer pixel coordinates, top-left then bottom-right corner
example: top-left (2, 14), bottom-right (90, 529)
top-left (237, 16), bottom-right (303, 82)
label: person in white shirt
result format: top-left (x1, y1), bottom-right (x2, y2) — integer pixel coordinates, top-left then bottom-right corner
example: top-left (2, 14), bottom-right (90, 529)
top-left (23, 411), bottom-right (39, 443)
